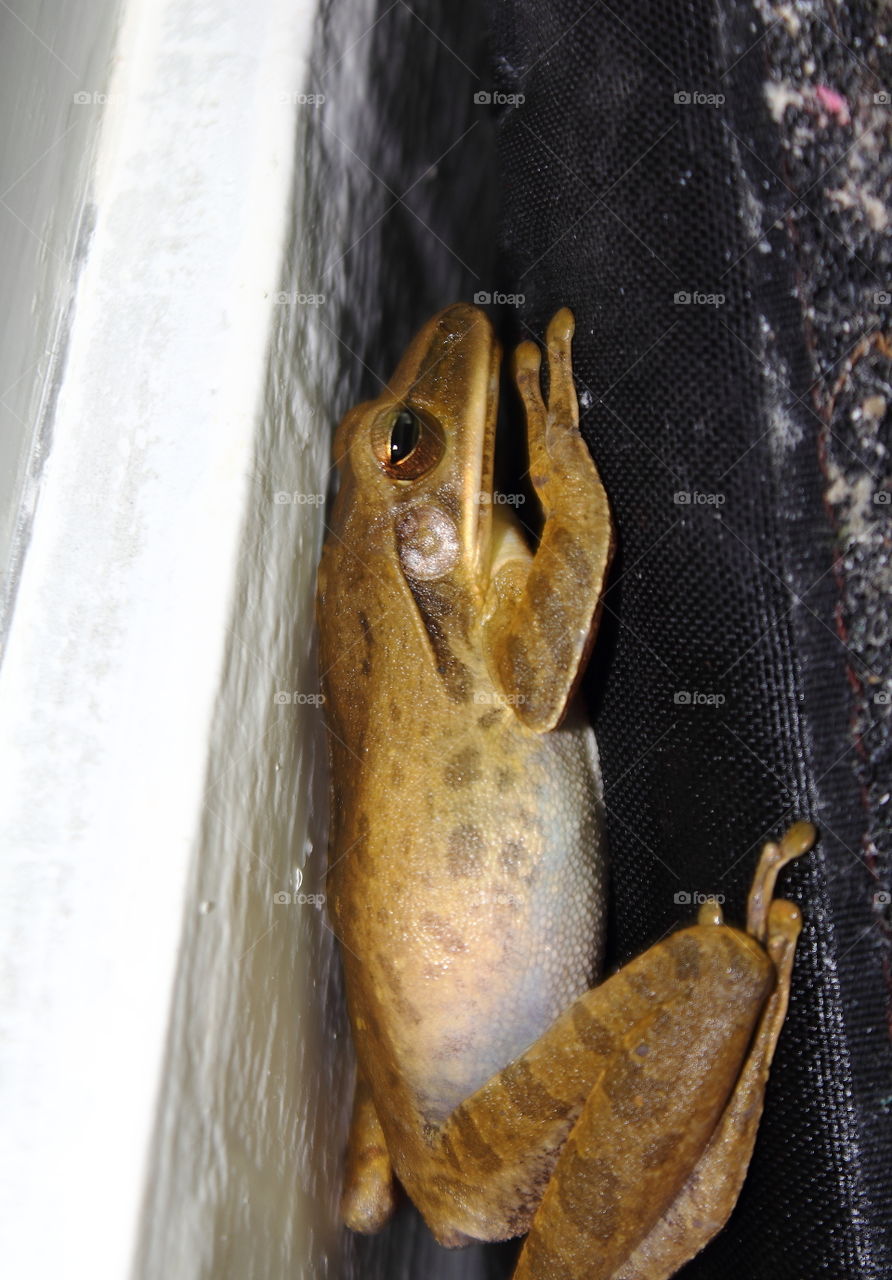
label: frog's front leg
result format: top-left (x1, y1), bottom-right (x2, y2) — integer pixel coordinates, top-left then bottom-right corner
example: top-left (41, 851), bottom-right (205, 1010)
top-left (483, 309), bottom-right (615, 732)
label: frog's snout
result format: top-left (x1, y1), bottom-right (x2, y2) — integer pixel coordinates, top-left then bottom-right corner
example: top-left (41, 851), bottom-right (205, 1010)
top-left (433, 301), bottom-right (490, 333)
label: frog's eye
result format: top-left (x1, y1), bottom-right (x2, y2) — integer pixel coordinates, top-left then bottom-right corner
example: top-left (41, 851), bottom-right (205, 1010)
top-left (372, 406), bottom-right (444, 480)
top-left (389, 409), bottom-right (419, 464)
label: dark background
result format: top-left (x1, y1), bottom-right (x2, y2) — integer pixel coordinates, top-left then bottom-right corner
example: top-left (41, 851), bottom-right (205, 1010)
top-left (309, 1), bottom-right (892, 1275)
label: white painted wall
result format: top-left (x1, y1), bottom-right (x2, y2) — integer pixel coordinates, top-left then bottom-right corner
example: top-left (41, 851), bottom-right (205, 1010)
top-left (0, 1), bottom-right (497, 1275)
top-left (0, 2), bottom-right (332, 1276)
top-left (0, 0), bottom-right (122, 620)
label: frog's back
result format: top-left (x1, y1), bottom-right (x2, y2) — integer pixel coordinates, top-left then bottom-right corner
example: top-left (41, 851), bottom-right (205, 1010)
top-left (327, 665), bottom-right (607, 1125)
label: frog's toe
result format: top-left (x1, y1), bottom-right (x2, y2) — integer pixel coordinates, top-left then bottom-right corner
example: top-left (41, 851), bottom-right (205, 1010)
top-left (765, 898), bottom-right (803, 959)
top-left (341, 1158), bottom-right (397, 1234)
top-left (546, 306), bottom-right (575, 347)
top-left (746, 821), bottom-right (816, 942)
top-left (779, 820), bottom-right (817, 860)
top-left (697, 899), bottom-right (724, 926)
top-left (512, 339), bottom-right (542, 382)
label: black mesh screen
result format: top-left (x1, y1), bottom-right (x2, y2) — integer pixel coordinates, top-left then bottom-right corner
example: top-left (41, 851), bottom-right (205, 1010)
top-left (482, 1), bottom-right (892, 1276)
top-left (325, 0), bottom-right (892, 1275)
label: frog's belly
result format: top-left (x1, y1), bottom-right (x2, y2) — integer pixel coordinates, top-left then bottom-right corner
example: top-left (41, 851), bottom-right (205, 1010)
top-left (339, 705), bottom-right (607, 1124)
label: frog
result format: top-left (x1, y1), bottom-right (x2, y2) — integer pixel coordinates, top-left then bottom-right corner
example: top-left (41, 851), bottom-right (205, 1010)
top-left (315, 301), bottom-right (814, 1279)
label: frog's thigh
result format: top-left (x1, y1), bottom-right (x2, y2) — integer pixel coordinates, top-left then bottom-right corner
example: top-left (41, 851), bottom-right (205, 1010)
top-left (409, 925), bottom-right (772, 1248)
top-left (504, 925), bottom-right (774, 1280)
top-left (612, 898), bottom-right (803, 1280)
top-left (341, 1071), bottom-right (396, 1233)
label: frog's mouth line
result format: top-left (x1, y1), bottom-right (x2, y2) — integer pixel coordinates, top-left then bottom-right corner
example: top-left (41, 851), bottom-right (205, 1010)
top-left (473, 318), bottom-right (503, 580)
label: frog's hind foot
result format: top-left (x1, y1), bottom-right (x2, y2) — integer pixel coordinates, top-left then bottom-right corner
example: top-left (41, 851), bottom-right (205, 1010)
top-left (746, 820), bottom-right (816, 944)
top-left (341, 1074), bottom-right (397, 1234)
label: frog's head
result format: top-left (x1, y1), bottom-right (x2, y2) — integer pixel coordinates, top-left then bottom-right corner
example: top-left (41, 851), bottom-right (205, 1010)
top-left (331, 304), bottom-right (501, 590)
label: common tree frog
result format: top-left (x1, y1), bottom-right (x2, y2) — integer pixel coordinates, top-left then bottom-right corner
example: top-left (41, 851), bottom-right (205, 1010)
top-left (316, 303), bottom-right (813, 1278)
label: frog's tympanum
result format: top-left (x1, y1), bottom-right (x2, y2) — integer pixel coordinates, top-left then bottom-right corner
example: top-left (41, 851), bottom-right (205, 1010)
top-left (316, 304), bottom-right (814, 1279)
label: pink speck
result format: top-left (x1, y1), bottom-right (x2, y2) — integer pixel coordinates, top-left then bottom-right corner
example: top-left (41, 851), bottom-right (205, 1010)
top-left (815, 85), bottom-right (851, 125)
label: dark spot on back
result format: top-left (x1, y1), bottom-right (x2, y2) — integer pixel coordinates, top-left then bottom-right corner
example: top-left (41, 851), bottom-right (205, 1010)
top-left (500, 838), bottom-right (529, 875)
top-left (447, 823), bottom-right (485, 877)
top-left (357, 609), bottom-right (374, 676)
top-left (444, 746), bottom-right (481, 789)
top-left (420, 911), bottom-right (467, 953)
top-left (378, 954), bottom-right (422, 1025)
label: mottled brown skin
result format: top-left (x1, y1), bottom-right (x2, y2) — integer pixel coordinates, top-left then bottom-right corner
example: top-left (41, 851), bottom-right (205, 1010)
top-left (316, 303), bottom-right (814, 1278)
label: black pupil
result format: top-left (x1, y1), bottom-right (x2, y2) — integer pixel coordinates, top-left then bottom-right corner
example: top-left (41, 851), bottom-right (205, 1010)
top-left (390, 410), bottom-right (420, 464)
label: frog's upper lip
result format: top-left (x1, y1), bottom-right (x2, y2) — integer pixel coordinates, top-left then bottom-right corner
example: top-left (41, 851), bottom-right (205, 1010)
top-left (382, 302), bottom-right (501, 578)
top-left (428, 304), bottom-right (500, 576)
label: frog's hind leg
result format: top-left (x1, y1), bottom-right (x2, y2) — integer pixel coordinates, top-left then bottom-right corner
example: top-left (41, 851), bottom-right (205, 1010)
top-left (611, 895), bottom-right (804, 1280)
top-left (341, 1071), bottom-right (397, 1233)
top-left (510, 823), bottom-right (814, 1280)
top-left (406, 923), bottom-right (773, 1264)
top-left (746, 820), bottom-right (815, 943)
